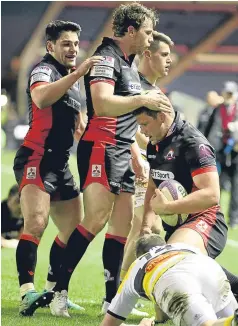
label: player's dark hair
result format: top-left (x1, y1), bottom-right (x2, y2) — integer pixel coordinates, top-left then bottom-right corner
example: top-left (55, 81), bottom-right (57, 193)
top-left (136, 234), bottom-right (166, 257)
top-left (149, 31), bottom-right (174, 53)
top-left (112, 3), bottom-right (158, 37)
top-left (134, 106), bottom-right (159, 119)
top-left (8, 184), bottom-right (19, 198)
top-left (45, 20), bottom-right (81, 43)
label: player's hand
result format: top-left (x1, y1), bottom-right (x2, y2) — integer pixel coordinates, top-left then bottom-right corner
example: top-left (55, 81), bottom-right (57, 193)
top-left (132, 156), bottom-right (147, 180)
top-left (139, 316), bottom-right (156, 325)
top-left (143, 90), bottom-right (173, 113)
top-left (76, 56), bottom-right (104, 77)
top-left (140, 226), bottom-right (152, 236)
top-left (150, 189), bottom-right (169, 215)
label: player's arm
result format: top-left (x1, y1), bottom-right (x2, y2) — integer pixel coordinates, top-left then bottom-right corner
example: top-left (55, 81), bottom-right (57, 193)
top-left (151, 141), bottom-right (220, 215)
top-left (31, 56), bottom-right (103, 109)
top-left (159, 171), bottom-right (219, 215)
top-left (91, 83), bottom-right (172, 117)
top-left (131, 140), bottom-right (147, 179)
top-left (141, 176), bottom-right (158, 234)
top-left (74, 111), bottom-right (86, 142)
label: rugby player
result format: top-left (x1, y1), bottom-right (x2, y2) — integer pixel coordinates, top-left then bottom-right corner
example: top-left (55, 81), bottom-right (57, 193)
top-left (121, 31), bottom-right (174, 280)
top-left (49, 3), bottom-right (173, 317)
top-left (13, 20), bottom-right (103, 316)
top-left (100, 234), bottom-right (238, 326)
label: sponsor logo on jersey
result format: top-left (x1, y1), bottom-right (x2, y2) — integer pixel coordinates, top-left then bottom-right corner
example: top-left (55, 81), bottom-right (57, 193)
top-left (90, 65), bottom-right (114, 78)
top-left (92, 165), bottom-right (102, 177)
top-left (195, 220), bottom-right (208, 232)
top-left (26, 167), bottom-right (36, 179)
top-left (97, 56), bottom-right (115, 68)
top-left (30, 73), bottom-right (51, 86)
top-left (31, 66), bottom-right (52, 76)
top-left (164, 149), bottom-right (175, 161)
top-left (148, 154), bottom-right (156, 159)
top-left (128, 82), bottom-right (141, 92)
top-left (150, 169), bottom-right (174, 180)
top-left (198, 144), bottom-right (214, 164)
top-left (67, 97), bottom-right (81, 111)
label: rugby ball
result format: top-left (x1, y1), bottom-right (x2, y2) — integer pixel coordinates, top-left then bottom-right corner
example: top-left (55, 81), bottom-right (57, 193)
top-left (158, 180), bottom-right (188, 227)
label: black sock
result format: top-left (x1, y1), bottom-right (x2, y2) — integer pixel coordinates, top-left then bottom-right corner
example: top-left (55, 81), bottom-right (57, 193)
top-left (47, 236), bottom-right (66, 283)
top-left (103, 234), bottom-right (126, 303)
top-left (16, 234), bottom-right (39, 286)
top-left (222, 267), bottom-right (238, 295)
top-left (54, 225), bottom-right (94, 292)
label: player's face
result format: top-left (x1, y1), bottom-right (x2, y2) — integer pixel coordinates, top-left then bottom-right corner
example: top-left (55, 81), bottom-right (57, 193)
top-left (150, 42), bottom-right (172, 77)
top-left (50, 31), bottom-right (79, 69)
top-left (133, 18), bottom-right (154, 54)
top-left (136, 112), bottom-right (165, 145)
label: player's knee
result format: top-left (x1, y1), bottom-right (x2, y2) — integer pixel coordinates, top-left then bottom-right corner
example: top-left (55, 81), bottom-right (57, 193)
top-left (24, 213), bottom-right (48, 238)
top-left (82, 217), bottom-right (107, 235)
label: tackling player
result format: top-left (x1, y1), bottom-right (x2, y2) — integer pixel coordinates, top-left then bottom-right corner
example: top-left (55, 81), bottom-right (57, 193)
top-left (100, 234), bottom-right (238, 326)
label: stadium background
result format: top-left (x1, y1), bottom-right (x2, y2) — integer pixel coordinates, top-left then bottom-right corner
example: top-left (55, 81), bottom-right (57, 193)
top-left (1, 1), bottom-right (238, 325)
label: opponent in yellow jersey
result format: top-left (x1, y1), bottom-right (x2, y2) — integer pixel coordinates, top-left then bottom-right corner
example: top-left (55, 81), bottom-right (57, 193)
top-left (100, 234), bottom-right (238, 326)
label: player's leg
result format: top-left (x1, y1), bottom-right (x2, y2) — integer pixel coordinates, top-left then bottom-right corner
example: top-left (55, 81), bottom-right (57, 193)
top-left (103, 191), bottom-right (133, 302)
top-left (50, 182), bottom-right (115, 317)
top-left (17, 185), bottom-right (52, 315)
top-left (121, 206), bottom-right (144, 279)
top-left (45, 169), bottom-right (82, 292)
top-left (46, 195), bottom-right (85, 311)
top-left (13, 147), bottom-right (53, 316)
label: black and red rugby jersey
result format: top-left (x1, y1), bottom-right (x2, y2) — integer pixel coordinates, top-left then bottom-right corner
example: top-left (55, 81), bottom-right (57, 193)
top-left (83, 37), bottom-right (142, 146)
top-left (146, 112), bottom-right (222, 230)
top-left (24, 54), bottom-right (82, 158)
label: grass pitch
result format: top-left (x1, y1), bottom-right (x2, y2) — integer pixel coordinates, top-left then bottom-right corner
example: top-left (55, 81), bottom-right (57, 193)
top-left (1, 149), bottom-right (238, 325)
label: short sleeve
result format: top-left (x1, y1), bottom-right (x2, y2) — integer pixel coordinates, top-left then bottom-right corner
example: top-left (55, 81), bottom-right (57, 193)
top-left (184, 138), bottom-right (217, 178)
top-left (89, 51), bottom-right (120, 86)
top-left (29, 65), bottom-right (54, 90)
top-left (107, 263), bottom-right (140, 321)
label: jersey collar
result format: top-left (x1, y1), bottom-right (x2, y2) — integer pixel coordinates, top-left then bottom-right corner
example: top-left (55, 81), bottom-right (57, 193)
top-left (43, 53), bottom-right (69, 76)
top-left (158, 112), bottom-right (184, 145)
top-left (102, 37), bottom-right (135, 65)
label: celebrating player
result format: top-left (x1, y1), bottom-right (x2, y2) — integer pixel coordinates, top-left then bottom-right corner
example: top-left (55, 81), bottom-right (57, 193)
top-left (13, 20), bottom-right (103, 316)
top-left (121, 31), bottom-right (174, 280)
top-left (49, 3), bottom-right (173, 317)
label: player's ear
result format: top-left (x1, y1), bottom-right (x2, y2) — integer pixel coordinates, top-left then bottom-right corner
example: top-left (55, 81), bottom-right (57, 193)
top-left (144, 49), bottom-right (152, 59)
top-left (128, 25), bottom-right (135, 37)
top-left (46, 40), bottom-right (54, 53)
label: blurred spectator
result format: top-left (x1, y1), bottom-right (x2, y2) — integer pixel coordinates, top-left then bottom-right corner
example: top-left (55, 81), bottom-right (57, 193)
top-left (206, 81), bottom-right (238, 229)
top-left (1, 184), bottom-right (23, 248)
top-left (197, 90), bottom-right (224, 135)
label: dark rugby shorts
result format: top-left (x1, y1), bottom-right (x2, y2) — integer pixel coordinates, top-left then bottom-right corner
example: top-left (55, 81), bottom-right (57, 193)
top-left (13, 146), bottom-right (79, 201)
top-left (165, 207), bottom-right (228, 259)
top-left (77, 140), bottom-right (135, 195)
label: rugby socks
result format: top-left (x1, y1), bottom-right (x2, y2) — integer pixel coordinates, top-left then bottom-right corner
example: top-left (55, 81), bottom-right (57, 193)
top-left (222, 267), bottom-right (238, 296)
top-left (45, 236), bottom-right (66, 291)
top-left (53, 225), bottom-right (94, 292)
top-left (16, 234), bottom-right (39, 297)
top-left (103, 234), bottom-right (127, 303)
